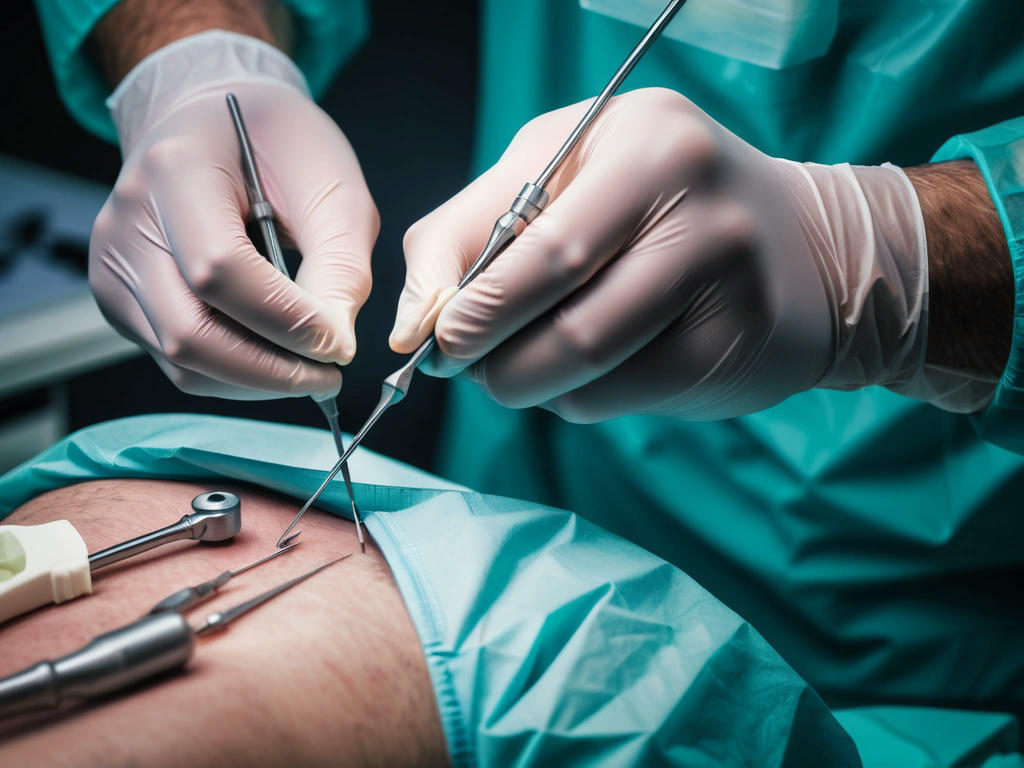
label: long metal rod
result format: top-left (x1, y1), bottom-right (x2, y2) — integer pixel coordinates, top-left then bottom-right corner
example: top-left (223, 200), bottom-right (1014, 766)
top-left (196, 554), bottom-right (350, 635)
top-left (147, 543), bottom-right (299, 615)
top-left (88, 518), bottom-right (191, 570)
top-left (226, 93), bottom-right (288, 274)
top-left (226, 93), bottom-right (365, 553)
top-left (280, 0), bottom-right (689, 539)
top-left (534, 0), bottom-right (688, 188)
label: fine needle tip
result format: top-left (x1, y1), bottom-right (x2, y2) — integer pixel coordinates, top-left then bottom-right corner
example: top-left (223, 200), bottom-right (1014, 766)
top-left (279, 531), bottom-right (302, 548)
top-left (351, 501), bottom-right (367, 554)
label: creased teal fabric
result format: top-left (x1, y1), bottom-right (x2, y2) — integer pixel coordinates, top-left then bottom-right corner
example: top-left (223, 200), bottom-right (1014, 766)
top-left (0, 414), bottom-right (858, 768)
top-left (438, 0), bottom-right (1024, 724)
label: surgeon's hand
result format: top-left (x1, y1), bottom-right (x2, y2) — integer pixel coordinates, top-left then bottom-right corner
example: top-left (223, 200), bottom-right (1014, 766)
top-left (90, 31), bottom-right (377, 400)
top-left (392, 87), bottom-right (948, 421)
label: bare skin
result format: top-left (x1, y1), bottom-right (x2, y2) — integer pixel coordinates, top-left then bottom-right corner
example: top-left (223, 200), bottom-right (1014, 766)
top-left (0, 479), bottom-right (450, 768)
top-left (93, 0), bottom-right (294, 85)
top-left (906, 159), bottom-right (1014, 377)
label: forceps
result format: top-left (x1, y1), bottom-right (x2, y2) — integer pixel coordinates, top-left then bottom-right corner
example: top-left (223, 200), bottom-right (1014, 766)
top-left (226, 93), bottom-right (365, 553)
top-left (277, 0), bottom-right (690, 546)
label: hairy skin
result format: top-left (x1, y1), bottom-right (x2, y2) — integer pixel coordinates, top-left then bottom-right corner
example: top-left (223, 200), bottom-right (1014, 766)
top-left (905, 159), bottom-right (1013, 376)
top-left (0, 479), bottom-right (449, 768)
top-left (93, 0), bottom-right (294, 85)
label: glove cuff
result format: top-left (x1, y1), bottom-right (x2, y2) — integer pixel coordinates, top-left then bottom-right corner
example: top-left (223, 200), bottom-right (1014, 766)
top-left (801, 161), bottom-right (998, 412)
top-left (106, 29), bottom-right (309, 154)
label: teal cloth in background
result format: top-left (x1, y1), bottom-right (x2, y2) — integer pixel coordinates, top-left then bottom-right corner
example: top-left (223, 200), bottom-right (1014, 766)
top-left (933, 116), bottom-right (1024, 454)
top-left (0, 414), bottom-right (858, 767)
top-left (436, 0), bottom-right (1024, 723)
top-left (835, 707), bottom-right (1024, 768)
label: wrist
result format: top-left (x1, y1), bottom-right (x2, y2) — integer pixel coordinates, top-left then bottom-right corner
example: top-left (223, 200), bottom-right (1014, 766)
top-left (107, 30), bottom-right (308, 152)
top-left (93, 0), bottom-right (293, 86)
top-left (802, 157), bottom-right (1008, 413)
top-left (785, 161), bottom-right (928, 393)
top-left (903, 160), bottom-right (1013, 376)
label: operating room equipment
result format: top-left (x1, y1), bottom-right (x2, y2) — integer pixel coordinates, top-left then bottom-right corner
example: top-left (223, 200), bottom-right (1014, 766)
top-left (276, 0), bottom-right (690, 547)
top-left (225, 92), bottom-right (365, 554)
top-left (0, 519), bottom-right (90, 624)
top-left (147, 543), bottom-right (298, 614)
top-left (0, 492), bottom-right (242, 624)
top-left (88, 491), bottom-right (242, 570)
top-left (0, 554), bottom-right (347, 718)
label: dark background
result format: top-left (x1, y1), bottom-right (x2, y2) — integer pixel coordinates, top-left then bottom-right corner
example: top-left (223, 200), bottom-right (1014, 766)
top-left (0, 1), bottom-right (481, 472)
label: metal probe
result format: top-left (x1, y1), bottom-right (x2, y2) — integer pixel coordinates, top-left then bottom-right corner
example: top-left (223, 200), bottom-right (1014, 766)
top-left (0, 554), bottom-right (347, 718)
top-left (147, 543), bottom-right (298, 614)
top-left (277, 0), bottom-right (690, 545)
top-left (225, 93), bottom-right (365, 553)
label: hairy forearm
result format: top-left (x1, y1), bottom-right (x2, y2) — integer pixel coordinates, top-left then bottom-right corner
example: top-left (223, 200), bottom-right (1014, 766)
top-left (904, 159), bottom-right (1013, 376)
top-left (93, 0), bottom-right (294, 86)
top-left (0, 479), bottom-right (448, 767)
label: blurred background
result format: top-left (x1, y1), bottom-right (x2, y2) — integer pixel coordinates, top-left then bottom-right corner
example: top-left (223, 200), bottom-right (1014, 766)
top-left (0, 1), bottom-right (480, 474)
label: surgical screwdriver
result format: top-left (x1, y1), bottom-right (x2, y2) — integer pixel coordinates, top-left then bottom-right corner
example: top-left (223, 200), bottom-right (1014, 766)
top-left (225, 93), bottom-right (365, 553)
top-left (277, 0), bottom-right (690, 546)
top-left (0, 554), bottom-right (347, 718)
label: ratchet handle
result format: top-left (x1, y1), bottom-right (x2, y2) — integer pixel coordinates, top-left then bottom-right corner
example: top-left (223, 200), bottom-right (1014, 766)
top-left (88, 516), bottom-right (192, 571)
top-left (0, 612), bottom-right (194, 718)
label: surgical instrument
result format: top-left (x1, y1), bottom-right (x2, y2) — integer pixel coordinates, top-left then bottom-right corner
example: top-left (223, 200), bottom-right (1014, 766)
top-left (88, 491), bottom-right (242, 571)
top-left (0, 554), bottom-right (347, 718)
top-left (195, 554), bottom-right (348, 635)
top-left (225, 93), bottom-right (365, 554)
top-left (277, 0), bottom-right (690, 545)
top-left (0, 492), bottom-right (242, 625)
top-left (147, 543), bottom-right (298, 614)
top-left (0, 519), bottom-right (91, 624)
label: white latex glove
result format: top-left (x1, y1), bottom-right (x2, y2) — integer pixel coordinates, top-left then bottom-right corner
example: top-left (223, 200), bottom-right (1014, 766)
top-left (91, 31), bottom-right (378, 400)
top-left (393, 87), bottom-right (993, 422)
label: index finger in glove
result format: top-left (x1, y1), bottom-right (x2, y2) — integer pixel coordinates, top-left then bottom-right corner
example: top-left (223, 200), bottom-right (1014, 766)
top-left (150, 149), bottom-right (352, 365)
top-left (391, 101), bottom-right (597, 355)
top-left (257, 109), bottom-right (379, 364)
top-left (89, 217), bottom-right (342, 400)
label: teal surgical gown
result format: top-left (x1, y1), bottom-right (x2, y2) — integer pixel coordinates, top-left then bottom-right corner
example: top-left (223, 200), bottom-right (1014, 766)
top-left (30, 0), bottom-right (1024, 763)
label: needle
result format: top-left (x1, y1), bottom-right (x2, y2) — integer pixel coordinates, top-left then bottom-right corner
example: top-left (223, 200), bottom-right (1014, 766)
top-left (226, 92), bottom-right (366, 552)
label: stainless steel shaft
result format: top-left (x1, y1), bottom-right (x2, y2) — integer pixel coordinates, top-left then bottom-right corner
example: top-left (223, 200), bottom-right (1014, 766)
top-left (284, 0), bottom-right (690, 536)
top-left (88, 492), bottom-right (242, 571)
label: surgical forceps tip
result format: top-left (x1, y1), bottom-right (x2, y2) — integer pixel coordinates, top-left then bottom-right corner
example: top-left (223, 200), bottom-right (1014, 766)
top-left (351, 502), bottom-right (367, 553)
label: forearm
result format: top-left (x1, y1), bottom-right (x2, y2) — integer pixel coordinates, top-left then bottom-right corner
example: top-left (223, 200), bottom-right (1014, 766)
top-left (904, 159), bottom-right (1013, 376)
top-left (0, 479), bottom-right (448, 767)
top-left (92, 0), bottom-right (294, 85)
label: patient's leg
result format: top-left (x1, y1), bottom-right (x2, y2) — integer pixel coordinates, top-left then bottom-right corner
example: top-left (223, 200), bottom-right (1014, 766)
top-left (0, 478), bottom-right (449, 767)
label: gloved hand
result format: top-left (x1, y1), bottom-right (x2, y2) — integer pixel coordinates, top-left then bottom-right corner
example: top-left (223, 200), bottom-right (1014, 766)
top-left (91, 31), bottom-right (378, 400)
top-left (392, 87), bottom-right (986, 421)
